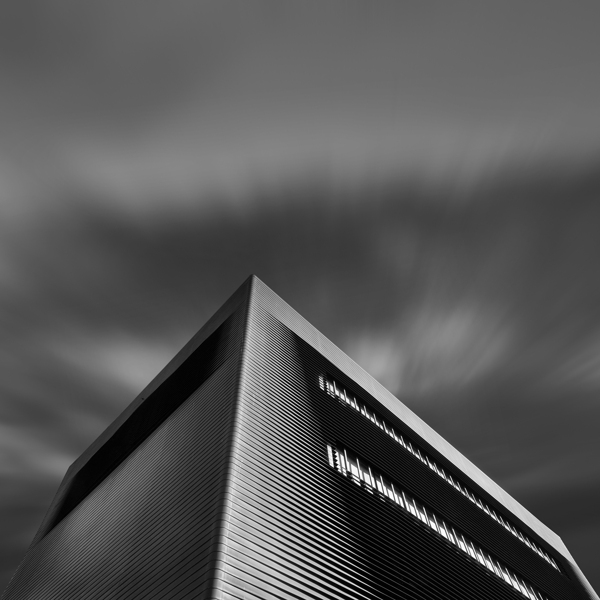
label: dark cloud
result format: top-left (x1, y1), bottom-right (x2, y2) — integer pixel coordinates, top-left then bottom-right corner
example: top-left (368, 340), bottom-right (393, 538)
top-left (2, 165), bottom-right (600, 589)
top-left (0, 0), bottom-right (233, 128)
top-left (3, 0), bottom-right (600, 218)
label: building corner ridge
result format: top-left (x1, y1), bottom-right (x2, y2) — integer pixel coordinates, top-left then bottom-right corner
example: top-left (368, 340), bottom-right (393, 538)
top-left (208, 278), bottom-right (255, 599)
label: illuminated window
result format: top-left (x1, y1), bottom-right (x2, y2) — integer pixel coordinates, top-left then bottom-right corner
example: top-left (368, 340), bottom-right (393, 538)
top-left (320, 375), bottom-right (560, 572)
top-left (327, 444), bottom-right (548, 600)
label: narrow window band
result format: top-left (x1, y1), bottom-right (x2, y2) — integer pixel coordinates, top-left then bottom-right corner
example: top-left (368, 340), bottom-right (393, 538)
top-left (320, 374), bottom-right (560, 572)
top-left (328, 444), bottom-right (549, 600)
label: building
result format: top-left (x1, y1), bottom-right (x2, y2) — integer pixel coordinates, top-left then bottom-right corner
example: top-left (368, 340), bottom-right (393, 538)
top-left (3, 275), bottom-right (597, 600)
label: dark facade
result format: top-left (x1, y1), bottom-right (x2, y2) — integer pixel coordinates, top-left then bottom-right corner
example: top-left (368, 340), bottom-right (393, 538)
top-left (3, 275), bottom-right (597, 600)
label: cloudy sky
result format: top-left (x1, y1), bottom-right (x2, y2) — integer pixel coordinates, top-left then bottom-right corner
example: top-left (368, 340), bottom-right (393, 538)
top-left (1, 0), bottom-right (600, 592)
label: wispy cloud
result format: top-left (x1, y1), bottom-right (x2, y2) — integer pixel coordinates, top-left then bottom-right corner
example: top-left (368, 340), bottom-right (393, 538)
top-left (2, 2), bottom-right (600, 220)
top-left (0, 424), bottom-right (73, 481)
top-left (544, 334), bottom-right (600, 390)
top-left (349, 303), bottom-right (514, 394)
top-left (45, 333), bottom-right (178, 396)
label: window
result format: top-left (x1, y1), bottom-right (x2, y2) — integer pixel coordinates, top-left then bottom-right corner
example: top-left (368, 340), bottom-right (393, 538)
top-left (320, 375), bottom-right (560, 572)
top-left (327, 444), bottom-right (549, 600)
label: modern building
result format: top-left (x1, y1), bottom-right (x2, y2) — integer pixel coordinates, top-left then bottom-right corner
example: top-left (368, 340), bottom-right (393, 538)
top-left (3, 275), bottom-right (597, 600)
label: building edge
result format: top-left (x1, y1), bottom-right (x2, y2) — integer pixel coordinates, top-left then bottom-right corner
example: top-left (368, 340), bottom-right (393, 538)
top-left (208, 276), bottom-right (256, 599)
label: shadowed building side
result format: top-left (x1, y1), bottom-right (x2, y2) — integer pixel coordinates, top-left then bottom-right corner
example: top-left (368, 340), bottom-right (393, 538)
top-left (2, 291), bottom-right (251, 600)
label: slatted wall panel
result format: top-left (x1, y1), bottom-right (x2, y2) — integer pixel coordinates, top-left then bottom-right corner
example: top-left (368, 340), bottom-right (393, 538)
top-left (216, 300), bottom-right (586, 600)
top-left (33, 312), bottom-right (242, 544)
top-left (323, 365), bottom-right (587, 600)
top-left (2, 304), bottom-right (248, 600)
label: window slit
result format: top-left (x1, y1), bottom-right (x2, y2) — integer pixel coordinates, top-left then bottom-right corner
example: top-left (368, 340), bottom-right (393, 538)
top-left (326, 443), bottom-right (550, 600)
top-left (322, 375), bottom-right (560, 573)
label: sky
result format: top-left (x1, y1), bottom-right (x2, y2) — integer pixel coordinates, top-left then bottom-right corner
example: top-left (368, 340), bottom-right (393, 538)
top-left (1, 0), bottom-right (600, 593)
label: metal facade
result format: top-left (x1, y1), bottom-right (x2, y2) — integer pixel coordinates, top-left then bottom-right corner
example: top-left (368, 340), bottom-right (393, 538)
top-left (2, 276), bottom-right (597, 600)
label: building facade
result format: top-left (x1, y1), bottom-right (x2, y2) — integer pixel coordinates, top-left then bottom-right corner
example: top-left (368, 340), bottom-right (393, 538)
top-left (3, 275), bottom-right (597, 600)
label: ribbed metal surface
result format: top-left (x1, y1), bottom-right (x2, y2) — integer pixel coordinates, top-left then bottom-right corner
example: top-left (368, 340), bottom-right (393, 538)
top-left (321, 374), bottom-right (560, 573)
top-left (3, 356), bottom-right (238, 600)
top-left (2, 303), bottom-right (248, 600)
top-left (322, 373), bottom-right (582, 600)
top-left (39, 315), bottom-right (239, 541)
top-left (212, 287), bottom-right (589, 600)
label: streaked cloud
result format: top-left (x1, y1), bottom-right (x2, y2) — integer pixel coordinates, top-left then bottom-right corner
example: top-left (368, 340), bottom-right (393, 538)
top-left (0, 424), bottom-right (72, 481)
top-left (2, 2), bottom-right (600, 219)
top-left (545, 335), bottom-right (600, 390)
top-left (349, 303), bottom-right (514, 394)
top-left (46, 334), bottom-right (179, 397)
